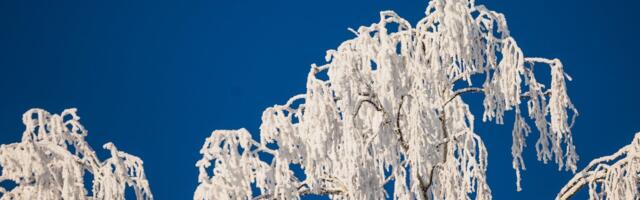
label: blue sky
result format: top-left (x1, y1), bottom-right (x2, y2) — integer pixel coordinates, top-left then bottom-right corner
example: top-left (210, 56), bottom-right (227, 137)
top-left (1, 0), bottom-right (639, 199)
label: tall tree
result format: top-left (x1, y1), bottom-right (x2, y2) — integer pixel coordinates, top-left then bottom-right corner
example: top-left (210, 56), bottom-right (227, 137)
top-left (194, 0), bottom-right (579, 199)
top-left (0, 109), bottom-right (152, 200)
top-left (557, 132), bottom-right (640, 200)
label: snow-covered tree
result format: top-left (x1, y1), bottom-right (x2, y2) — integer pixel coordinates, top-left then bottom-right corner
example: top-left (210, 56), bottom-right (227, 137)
top-left (556, 132), bottom-right (640, 200)
top-left (0, 108), bottom-right (153, 200)
top-left (194, 0), bottom-right (579, 199)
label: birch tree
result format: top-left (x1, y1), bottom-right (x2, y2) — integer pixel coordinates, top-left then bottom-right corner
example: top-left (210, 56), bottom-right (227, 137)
top-left (557, 132), bottom-right (640, 200)
top-left (195, 0), bottom-right (579, 199)
top-left (0, 108), bottom-right (153, 200)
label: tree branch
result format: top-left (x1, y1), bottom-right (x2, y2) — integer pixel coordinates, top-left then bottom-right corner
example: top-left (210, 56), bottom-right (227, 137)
top-left (556, 145), bottom-right (634, 200)
top-left (395, 95), bottom-right (411, 151)
top-left (443, 87), bottom-right (484, 107)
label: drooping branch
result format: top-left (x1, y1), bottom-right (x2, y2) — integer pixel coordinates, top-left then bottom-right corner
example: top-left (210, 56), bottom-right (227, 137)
top-left (0, 108), bottom-right (153, 200)
top-left (556, 132), bottom-right (640, 200)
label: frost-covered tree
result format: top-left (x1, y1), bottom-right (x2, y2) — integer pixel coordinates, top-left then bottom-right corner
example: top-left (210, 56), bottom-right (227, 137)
top-left (0, 108), bottom-right (153, 200)
top-left (194, 0), bottom-right (579, 199)
top-left (556, 132), bottom-right (640, 200)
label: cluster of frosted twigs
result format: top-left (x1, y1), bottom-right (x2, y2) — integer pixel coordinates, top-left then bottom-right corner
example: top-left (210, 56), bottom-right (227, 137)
top-left (0, 109), bottom-right (152, 200)
top-left (194, 0), bottom-right (579, 199)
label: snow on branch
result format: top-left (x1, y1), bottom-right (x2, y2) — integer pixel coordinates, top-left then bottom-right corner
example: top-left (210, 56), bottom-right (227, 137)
top-left (556, 132), bottom-right (640, 200)
top-left (0, 108), bottom-right (152, 200)
top-left (195, 0), bottom-right (578, 199)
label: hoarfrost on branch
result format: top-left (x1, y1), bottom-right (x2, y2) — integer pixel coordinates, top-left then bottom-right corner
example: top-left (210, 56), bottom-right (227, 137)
top-left (195, 0), bottom-right (579, 199)
top-left (0, 108), bottom-right (153, 200)
top-left (557, 132), bottom-right (640, 200)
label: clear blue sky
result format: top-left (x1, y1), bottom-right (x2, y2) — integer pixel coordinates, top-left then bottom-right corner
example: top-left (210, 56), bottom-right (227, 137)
top-left (1, 0), bottom-right (638, 199)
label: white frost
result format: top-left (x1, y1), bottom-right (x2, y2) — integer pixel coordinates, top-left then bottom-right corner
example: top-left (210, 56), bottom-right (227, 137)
top-left (557, 132), bottom-right (640, 200)
top-left (0, 108), bottom-right (153, 200)
top-left (195, 0), bottom-right (578, 199)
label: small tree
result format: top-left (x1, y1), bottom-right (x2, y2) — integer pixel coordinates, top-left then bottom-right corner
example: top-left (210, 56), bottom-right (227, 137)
top-left (194, 0), bottom-right (579, 199)
top-left (557, 132), bottom-right (640, 200)
top-left (0, 108), bottom-right (153, 200)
